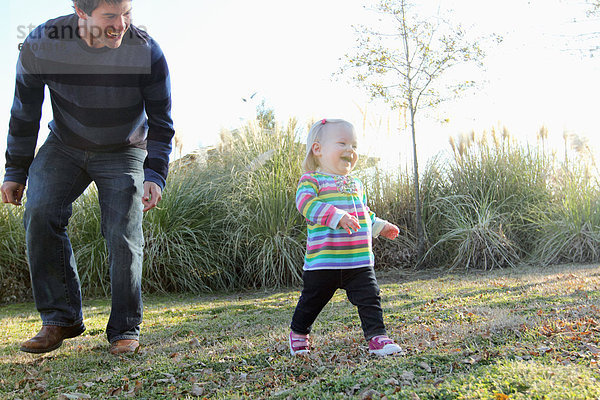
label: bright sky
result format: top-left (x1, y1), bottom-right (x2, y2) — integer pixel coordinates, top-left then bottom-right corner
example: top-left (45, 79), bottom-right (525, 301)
top-left (1, 0), bottom-right (599, 168)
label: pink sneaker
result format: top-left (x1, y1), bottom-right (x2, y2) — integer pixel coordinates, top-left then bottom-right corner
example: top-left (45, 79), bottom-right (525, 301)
top-left (368, 335), bottom-right (403, 356)
top-left (289, 331), bottom-right (310, 356)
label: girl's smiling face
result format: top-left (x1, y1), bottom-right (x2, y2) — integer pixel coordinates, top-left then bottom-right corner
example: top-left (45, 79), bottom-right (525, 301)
top-left (312, 125), bottom-right (358, 175)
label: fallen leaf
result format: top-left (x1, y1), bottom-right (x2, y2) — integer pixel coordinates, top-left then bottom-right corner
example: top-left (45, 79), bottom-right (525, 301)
top-left (418, 362), bottom-right (432, 373)
top-left (462, 354), bottom-right (483, 365)
top-left (155, 377), bottom-right (176, 384)
top-left (271, 388), bottom-right (291, 397)
top-left (276, 343), bottom-right (288, 352)
top-left (346, 384), bottom-right (361, 396)
top-left (59, 393), bottom-right (91, 399)
top-left (360, 388), bottom-right (380, 400)
top-left (25, 368), bottom-right (39, 378)
top-left (309, 352), bottom-right (324, 365)
top-left (495, 394), bottom-right (509, 400)
top-left (191, 384), bottom-right (204, 397)
top-left (537, 346), bottom-right (552, 354)
top-left (96, 375), bottom-right (113, 383)
top-left (584, 343), bottom-right (600, 355)
top-left (400, 371), bottom-right (415, 381)
top-left (132, 380), bottom-right (142, 394)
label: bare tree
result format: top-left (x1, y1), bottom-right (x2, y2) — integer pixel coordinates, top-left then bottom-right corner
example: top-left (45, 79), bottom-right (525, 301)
top-left (341, 0), bottom-right (490, 261)
top-left (559, 0), bottom-right (600, 56)
top-left (585, 0), bottom-right (600, 53)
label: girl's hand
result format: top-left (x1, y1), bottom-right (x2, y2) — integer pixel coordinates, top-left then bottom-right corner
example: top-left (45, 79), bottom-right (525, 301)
top-left (380, 222), bottom-right (400, 240)
top-left (339, 214), bottom-right (361, 234)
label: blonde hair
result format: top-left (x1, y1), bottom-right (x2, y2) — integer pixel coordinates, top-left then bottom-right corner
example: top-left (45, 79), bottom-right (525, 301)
top-left (302, 118), bottom-right (355, 172)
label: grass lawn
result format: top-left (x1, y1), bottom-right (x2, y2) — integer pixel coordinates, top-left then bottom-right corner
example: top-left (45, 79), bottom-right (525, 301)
top-left (1, 264), bottom-right (599, 399)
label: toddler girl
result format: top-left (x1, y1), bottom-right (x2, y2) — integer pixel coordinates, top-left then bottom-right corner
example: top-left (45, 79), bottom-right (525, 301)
top-left (289, 118), bottom-right (403, 357)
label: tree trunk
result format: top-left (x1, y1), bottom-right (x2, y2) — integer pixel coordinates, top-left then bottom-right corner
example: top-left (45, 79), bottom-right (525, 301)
top-left (400, 2), bottom-right (425, 265)
top-left (408, 102), bottom-right (426, 263)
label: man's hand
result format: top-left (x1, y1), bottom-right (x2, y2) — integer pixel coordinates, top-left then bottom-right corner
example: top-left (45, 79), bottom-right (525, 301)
top-left (380, 222), bottom-right (400, 240)
top-left (1, 181), bottom-right (25, 206)
top-left (339, 213), bottom-right (361, 235)
top-left (142, 181), bottom-right (162, 212)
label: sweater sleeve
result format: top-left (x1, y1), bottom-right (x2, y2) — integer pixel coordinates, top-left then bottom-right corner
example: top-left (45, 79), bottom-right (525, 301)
top-left (296, 173), bottom-right (346, 229)
top-left (141, 40), bottom-right (175, 190)
top-left (4, 34), bottom-right (45, 184)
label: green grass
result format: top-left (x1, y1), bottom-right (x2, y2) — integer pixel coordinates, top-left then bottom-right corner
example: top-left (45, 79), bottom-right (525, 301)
top-left (1, 263), bottom-right (598, 399)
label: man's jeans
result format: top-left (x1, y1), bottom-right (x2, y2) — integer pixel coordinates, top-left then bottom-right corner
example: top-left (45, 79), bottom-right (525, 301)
top-left (24, 134), bottom-right (146, 343)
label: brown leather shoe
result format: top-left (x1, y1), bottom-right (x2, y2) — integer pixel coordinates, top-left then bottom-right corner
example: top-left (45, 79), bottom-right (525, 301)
top-left (20, 324), bottom-right (86, 354)
top-left (109, 339), bottom-right (140, 355)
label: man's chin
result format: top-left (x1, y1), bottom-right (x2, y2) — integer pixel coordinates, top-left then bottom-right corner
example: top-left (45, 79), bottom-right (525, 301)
top-left (105, 39), bottom-right (124, 49)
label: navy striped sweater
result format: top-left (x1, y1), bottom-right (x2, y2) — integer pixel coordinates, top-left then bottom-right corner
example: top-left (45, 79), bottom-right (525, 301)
top-left (5, 13), bottom-right (175, 189)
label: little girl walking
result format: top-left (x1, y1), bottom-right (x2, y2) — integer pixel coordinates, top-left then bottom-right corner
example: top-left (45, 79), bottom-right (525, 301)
top-left (289, 118), bottom-right (403, 357)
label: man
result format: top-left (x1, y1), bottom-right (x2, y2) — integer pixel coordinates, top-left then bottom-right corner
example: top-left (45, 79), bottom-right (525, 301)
top-left (1, 0), bottom-right (175, 354)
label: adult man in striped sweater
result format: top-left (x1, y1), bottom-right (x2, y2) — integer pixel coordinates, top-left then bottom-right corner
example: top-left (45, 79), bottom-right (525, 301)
top-left (1, 0), bottom-right (175, 354)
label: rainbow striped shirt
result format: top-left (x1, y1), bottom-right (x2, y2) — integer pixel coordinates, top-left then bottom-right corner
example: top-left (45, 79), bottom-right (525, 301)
top-left (296, 172), bottom-right (386, 271)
